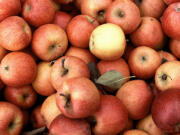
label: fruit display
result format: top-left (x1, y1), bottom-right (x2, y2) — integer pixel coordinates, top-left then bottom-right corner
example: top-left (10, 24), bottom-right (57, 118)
top-left (0, 0), bottom-right (180, 135)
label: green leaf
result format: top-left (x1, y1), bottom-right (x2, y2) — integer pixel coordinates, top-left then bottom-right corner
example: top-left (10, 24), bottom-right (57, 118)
top-left (96, 70), bottom-right (135, 90)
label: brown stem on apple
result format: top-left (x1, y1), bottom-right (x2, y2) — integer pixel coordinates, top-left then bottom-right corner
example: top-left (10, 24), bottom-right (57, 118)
top-left (61, 59), bottom-right (69, 77)
top-left (4, 66), bottom-right (9, 71)
top-left (159, 74), bottom-right (172, 81)
top-left (8, 121), bottom-right (14, 130)
top-left (23, 93), bottom-right (29, 100)
top-left (97, 10), bottom-right (105, 17)
top-left (49, 44), bottom-right (56, 50)
top-left (22, 126), bottom-right (47, 135)
top-left (50, 60), bottom-right (55, 66)
top-left (117, 10), bottom-right (125, 18)
top-left (176, 7), bottom-right (180, 12)
top-left (161, 58), bottom-right (167, 64)
top-left (141, 56), bottom-right (146, 61)
top-left (175, 122), bottom-right (180, 132)
top-left (59, 93), bottom-right (71, 108)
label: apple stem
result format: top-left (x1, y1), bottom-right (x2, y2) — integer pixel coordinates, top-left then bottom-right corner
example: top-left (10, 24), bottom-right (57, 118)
top-left (97, 10), bottom-right (105, 17)
top-left (117, 10), bottom-right (124, 18)
top-left (176, 7), bottom-right (180, 12)
top-left (50, 60), bottom-right (55, 66)
top-left (60, 93), bottom-right (71, 108)
top-left (22, 126), bottom-right (47, 135)
top-left (4, 66), bottom-right (9, 71)
top-left (61, 59), bottom-right (69, 76)
top-left (159, 74), bottom-right (172, 81)
top-left (161, 58), bottom-right (167, 64)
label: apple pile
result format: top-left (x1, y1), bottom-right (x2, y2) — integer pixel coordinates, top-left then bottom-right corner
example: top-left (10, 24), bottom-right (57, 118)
top-left (0, 0), bottom-right (180, 135)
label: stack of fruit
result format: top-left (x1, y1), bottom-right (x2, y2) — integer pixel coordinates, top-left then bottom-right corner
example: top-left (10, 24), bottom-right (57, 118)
top-left (0, 0), bottom-right (180, 135)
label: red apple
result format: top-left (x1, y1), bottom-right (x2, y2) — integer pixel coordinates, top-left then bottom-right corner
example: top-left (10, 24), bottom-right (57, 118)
top-left (4, 85), bottom-right (37, 109)
top-left (0, 16), bottom-right (32, 51)
top-left (128, 46), bottom-right (161, 79)
top-left (65, 46), bottom-right (96, 64)
top-left (49, 114), bottom-right (91, 135)
top-left (0, 0), bottom-right (21, 22)
top-left (0, 46), bottom-right (7, 62)
top-left (169, 39), bottom-right (180, 59)
top-left (81, 0), bottom-right (112, 24)
top-left (0, 52), bottom-right (37, 87)
top-left (161, 2), bottom-right (180, 40)
top-left (122, 129), bottom-right (149, 135)
top-left (89, 95), bottom-right (128, 135)
top-left (51, 56), bottom-right (90, 90)
top-left (89, 23), bottom-right (126, 60)
top-left (106, 0), bottom-right (141, 34)
top-left (31, 105), bottom-right (45, 129)
top-left (41, 93), bottom-right (61, 128)
top-left (158, 50), bottom-right (177, 63)
top-left (56, 77), bottom-right (101, 118)
top-left (32, 61), bottom-right (55, 96)
top-left (22, 0), bottom-right (55, 27)
top-left (130, 17), bottom-right (165, 49)
top-left (164, 0), bottom-right (180, 4)
top-left (152, 89), bottom-right (180, 133)
top-left (32, 24), bottom-right (68, 61)
top-left (0, 102), bottom-right (23, 135)
top-left (135, 0), bottom-right (166, 19)
top-left (53, 11), bottom-right (72, 31)
top-left (116, 80), bottom-right (153, 120)
top-left (54, 0), bottom-right (74, 4)
top-left (67, 15), bottom-right (99, 48)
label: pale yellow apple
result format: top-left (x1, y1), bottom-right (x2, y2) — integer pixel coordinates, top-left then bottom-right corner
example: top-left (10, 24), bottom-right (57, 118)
top-left (123, 129), bottom-right (149, 135)
top-left (89, 23), bottom-right (126, 60)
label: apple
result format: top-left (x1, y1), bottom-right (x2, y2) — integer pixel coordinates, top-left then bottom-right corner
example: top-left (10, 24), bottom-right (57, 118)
top-left (89, 95), bottom-right (128, 135)
top-left (161, 2), bottom-right (180, 40)
top-left (65, 46), bottom-right (96, 64)
top-left (0, 52), bottom-right (37, 87)
top-left (106, 0), bottom-right (141, 34)
top-left (89, 23), bottom-right (126, 60)
top-left (155, 61), bottom-right (180, 91)
top-left (67, 15), bottom-right (99, 48)
top-left (0, 102), bottom-right (23, 135)
top-left (51, 56), bottom-right (90, 90)
top-left (128, 46), bottom-right (161, 79)
top-left (53, 11), bottom-right (72, 31)
top-left (31, 24), bottom-right (68, 61)
top-left (130, 17), bottom-right (165, 49)
top-left (81, 0), bottom-right (112, 24)
top-left (116, 80), bottom-right (153, 120)
top-left (54, 0), bottom-right (74, 4)
top-left (158, 50), bottom-right (177, 63)
top-left (4, 85), bottom-right (37, 109)
top-left (31, 105), bottom-right (45, 129)
top-left (0, 16), bottom-right (32, 51)
top-left (152, 89), bottom-right (180, 133)
top-left (169, 39), bottom-right (180, 59)
top-left (56, 77), bottom-right (100, 118)
top-left (122, 129), bottom-right (149, 135)
top-left (163, 0), bottom-right (180, 4)
top-left (32, 61), bottom-right (55, 96)
top-left (22, 0), bottom-right (55, 27)
top-left (0, 0), bottom-right (21, 22)
top-left (49, 114), bottom-right (91, 135)
top-left (0, 46), bottom-right (7, 62)
top-left (41, 93), bottom-right (61, 128)
top-left (135, 0), bottom-right (166, 19)
top-left (136, 114), bottom-right (163, 135)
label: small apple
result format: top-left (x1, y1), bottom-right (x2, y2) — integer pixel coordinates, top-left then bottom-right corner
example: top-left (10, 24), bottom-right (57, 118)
top-left (169, 39), bottom-right (180, 59)
top-left (0, 52), bottom-right (37, 87)
top-left (122, 129), bottom-right (149, 135)
top-left (158, 50), bottom-right (177, 63)
top-left (89, 23), bottom-right (126, 60)
top-left (0, 16), bottom-right (32, 51)
top-left (32, 24), bottom-right (68, 61)
top-left (163, 0), bottom-right (180, 5)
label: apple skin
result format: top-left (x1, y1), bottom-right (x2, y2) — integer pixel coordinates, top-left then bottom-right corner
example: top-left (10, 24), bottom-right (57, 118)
top-left (32, 24), bottom-right (68, 61)
top-left (89, 95), bottom-right (128, 135)
top-left (164, 0), bottom-right (180, 4)
top-left (122, 129), bottom-right (149, 135)
top-left (151, 89), bottom-right (180, 133)
top-left (161, 2), bottom-right (180, 40)
top-left (49, 114), bottom-right (91, 135)
top-left (67, 15), bottom-right (99, 48)
top-left (106, 0), bottom-right (141, 34)
top-left (0, 52), bottom-right (37, 87)
top-left (89, 23), bottom-right (126, 61)
top-left (136, 114), bottom-right (163, 135)
top-left (81, 0), bottom-right (112, 24)
top-left (54, 0), bottom-right (74, 4)
top-left (4, 85), bottom-right (37, 109)
top-left (53, 11), bottom-right (72, 31)
top-left (116, 80), bottom-right (153, 120)
top-left (155, 61), bottom-right (180, 91)
top-left (0, 0), bottom-right (21, 22)
top-left (130, 17), bottom-right (165, 49)
top-left (65, 46), bottom-right (97, 64)
top-left (158, 50), bottom-right (177, 63)
top-left (51, 56), bottom-right (90, 90)
top-left (56, 77), bottom-right (101, 118)
top-left (135, 0), bottom-right (166, 19)
top-left (0, 16), bottom-right (32, 51)
top-left (169, 39), bottom-right (180, 59)
top-left (128, 46), bottom-right (161, 79)
top-left (30, 105), bottom-right (45, 129)
top-left (41, 93), bottom-right (61, 129)
top-left (32, 61), bottom-right (56, 96)
top-left (0, 46), bottom-right (7, 62)
top-left (22, 0), bottom-right (55, 27)
top-left (0, 102), bottom-right (23, 135)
